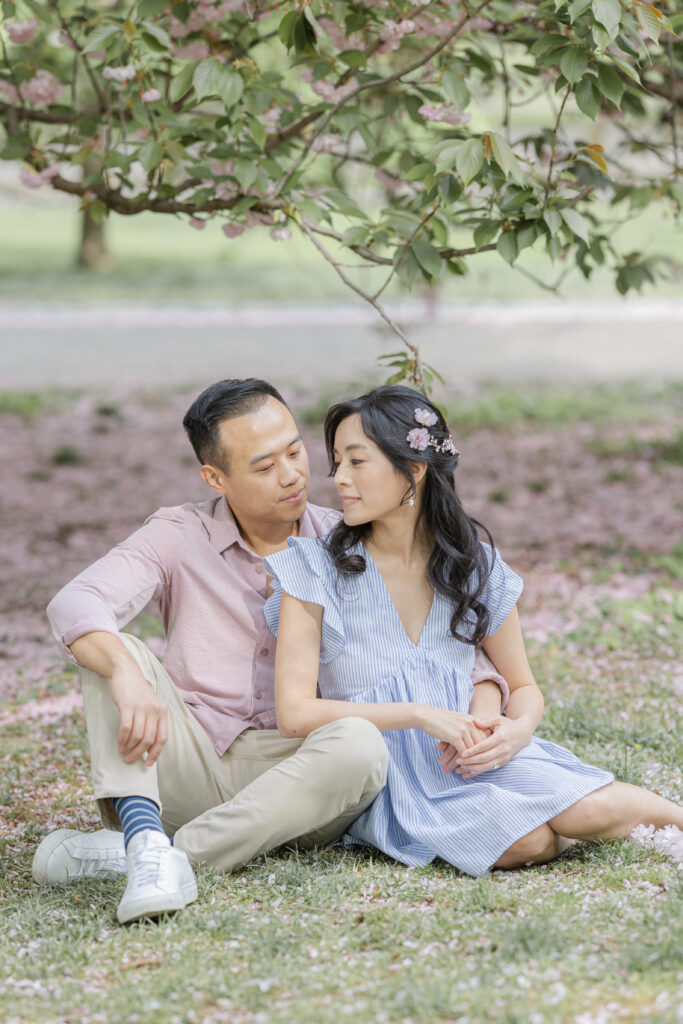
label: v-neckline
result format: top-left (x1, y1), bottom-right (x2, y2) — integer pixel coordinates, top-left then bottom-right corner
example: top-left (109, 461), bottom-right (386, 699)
top-left (362, 544), bottom-right (435, 649)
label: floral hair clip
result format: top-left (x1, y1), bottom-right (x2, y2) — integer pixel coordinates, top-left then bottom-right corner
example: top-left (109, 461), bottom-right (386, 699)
top-left (407, 408), bottom-right (460, 458)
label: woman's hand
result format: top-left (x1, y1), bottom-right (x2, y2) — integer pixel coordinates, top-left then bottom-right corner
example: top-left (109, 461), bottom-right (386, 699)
top-left (436, 724), bottom-right (492, 774)
top-left (417, 706), bottom-right (485, 756)
top-left (453, 715), bottom-right (534, 778)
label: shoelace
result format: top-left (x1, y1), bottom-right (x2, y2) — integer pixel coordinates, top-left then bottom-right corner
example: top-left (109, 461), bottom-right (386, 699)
top-left (130, 845), bottom-right (168, 889)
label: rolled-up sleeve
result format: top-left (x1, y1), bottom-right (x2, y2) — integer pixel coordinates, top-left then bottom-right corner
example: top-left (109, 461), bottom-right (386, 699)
top-left (471, 647), bottom-right (510, 710)
top-left (46, 511), bottom-right (184, 665)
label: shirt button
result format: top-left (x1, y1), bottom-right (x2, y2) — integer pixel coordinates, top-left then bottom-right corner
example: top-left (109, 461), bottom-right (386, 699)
top-left (255, 692), bottom-right (263, 700)
top-left (255, 566), bottom-right (264, 575)
top-left (260, 647), bottom-right (269, 657)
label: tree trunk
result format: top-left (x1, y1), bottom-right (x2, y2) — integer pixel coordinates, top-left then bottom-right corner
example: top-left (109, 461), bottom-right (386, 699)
top-left (77, 208), bottom-right (111, 270)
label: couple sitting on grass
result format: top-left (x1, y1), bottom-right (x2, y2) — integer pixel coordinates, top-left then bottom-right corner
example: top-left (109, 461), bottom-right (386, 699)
top-left (35, 378), bottom-right (683, 924)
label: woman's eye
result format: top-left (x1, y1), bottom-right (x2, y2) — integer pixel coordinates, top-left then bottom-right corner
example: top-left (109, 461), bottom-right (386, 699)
top-left (351, 459), bottom-right (365, 466)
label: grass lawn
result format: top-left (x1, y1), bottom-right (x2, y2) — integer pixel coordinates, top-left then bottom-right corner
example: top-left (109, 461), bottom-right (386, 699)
top-left (1, 192), bottom-right (681, 303)
top-left (1, 380), bottom-right (682, 1024)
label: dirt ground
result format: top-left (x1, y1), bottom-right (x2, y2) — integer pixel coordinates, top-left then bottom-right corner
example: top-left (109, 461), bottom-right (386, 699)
top-left (1, 384), bottom-right (681, 698)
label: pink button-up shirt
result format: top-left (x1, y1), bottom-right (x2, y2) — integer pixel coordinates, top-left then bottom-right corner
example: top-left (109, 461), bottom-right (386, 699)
top-left (47, 496), bottom-right (507, 755)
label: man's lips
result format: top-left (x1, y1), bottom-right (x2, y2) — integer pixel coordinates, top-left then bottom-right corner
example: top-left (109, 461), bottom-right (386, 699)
top-left (281, 488), bottom-right (305, 504)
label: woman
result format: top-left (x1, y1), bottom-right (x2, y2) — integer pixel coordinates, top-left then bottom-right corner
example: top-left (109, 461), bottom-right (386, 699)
top-left (263, 386), bottom-right (682, 875)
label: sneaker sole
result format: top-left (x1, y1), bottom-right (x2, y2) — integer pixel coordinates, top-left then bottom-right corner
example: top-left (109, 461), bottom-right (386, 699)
top-left (32, 829), bottom-right (80, 885)
top-left (117, 879), bottom-right (198, 924)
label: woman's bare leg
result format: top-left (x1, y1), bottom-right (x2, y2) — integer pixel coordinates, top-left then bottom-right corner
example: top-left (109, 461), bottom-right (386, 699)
top-left (493, 824), bottom-right (562, 869)
top-left (548, 781), bottom-right (683, 841)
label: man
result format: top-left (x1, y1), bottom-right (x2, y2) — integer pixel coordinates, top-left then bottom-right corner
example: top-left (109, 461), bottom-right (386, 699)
top-left (35, 379), bottom-right (508, 924)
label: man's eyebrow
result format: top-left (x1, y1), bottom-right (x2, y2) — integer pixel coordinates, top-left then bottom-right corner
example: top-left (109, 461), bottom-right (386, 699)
top-left (249, 434), bottom-right (302, 465)
top-left (331, 443), bottom-right (369, 454)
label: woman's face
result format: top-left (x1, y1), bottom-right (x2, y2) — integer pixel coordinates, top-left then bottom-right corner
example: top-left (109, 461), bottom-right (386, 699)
top-left (332, 413), bottom-right (413, 526)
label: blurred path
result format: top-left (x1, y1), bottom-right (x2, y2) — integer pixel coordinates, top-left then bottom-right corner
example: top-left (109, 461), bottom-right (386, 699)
top-left (1, 298), bottom-right (682, 389)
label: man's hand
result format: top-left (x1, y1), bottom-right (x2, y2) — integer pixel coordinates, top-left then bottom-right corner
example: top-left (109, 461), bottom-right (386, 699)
top-left (454, 715), bottom-right (533, 778)
top-left (109, 662), bottom-right (168, 767)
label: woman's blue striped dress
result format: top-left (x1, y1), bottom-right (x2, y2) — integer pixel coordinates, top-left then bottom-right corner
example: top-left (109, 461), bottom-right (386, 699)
top-left (264, 537), bottom-right (613, 877)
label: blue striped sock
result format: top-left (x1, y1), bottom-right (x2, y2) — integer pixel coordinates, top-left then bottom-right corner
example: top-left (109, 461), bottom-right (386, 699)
top-left (112, 796), bottom-right (166, 851)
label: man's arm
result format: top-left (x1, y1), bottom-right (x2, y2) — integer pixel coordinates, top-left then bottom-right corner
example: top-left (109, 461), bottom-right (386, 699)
top-left (47, 511), bottom-right (184, 765)
top-left (70, 631), bottom-right (168, 767)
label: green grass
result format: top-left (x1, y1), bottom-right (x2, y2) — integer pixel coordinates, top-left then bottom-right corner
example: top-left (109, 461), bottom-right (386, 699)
top-left (0, 193), bottom-right (681, 303)
top-left (1, 576), bottom-right (681, 1024)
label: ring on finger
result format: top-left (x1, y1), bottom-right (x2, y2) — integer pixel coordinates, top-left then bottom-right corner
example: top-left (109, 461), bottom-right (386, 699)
top-left (492, 760), bottom-right (499, 770)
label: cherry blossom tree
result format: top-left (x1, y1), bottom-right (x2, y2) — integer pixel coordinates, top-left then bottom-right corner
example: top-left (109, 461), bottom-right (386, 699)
top-left (0, 0), bottom-right (680, 383)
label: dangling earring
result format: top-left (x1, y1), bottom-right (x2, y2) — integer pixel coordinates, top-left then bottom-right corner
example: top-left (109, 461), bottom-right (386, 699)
top-left (408, 495), bottom-right (415, 507)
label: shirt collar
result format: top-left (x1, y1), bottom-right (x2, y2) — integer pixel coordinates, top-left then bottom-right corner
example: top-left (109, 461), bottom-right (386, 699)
top-left (209, 496), bottom-right (316, 553)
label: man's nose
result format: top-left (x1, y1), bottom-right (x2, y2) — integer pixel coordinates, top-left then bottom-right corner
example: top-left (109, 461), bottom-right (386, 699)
top-left (278, 459), bottom-right (301, 486)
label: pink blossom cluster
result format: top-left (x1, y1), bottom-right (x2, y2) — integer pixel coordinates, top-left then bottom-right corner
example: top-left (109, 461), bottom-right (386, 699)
top-left (210, 158), bottom-right (234, 176)
top-left (302, 69), bottom-right (357, 104)
top-left (141, 87), bottom-right (162, 103)
top-left (631, 824), bottom-right (683, 869)
top-left (407, 427), bottom-right (430, 451)
top-left (378, 19), bottom-right (416, 54)
top-left (102, 64), bottom-right (137, 84)
top-left (189, 216), bottom-right (206, 230)
top-left (220, 207), bottom-right (275, 238)
top-left (413, 13), bottom-right (456, 41)
top-left (19, 163), bottom-right (61, 190)
top-left (6, 19), bottom-right (38, 44)
top-left (170, 1), bottom-right (244, 38)
top-left (3, 70), bottom-right (64, 107)
top-left (318, 17), bottom-right (353, 50)
top-left (311, 134), bottom-right (342, 153)
top-left (270, 226), bottom-right (291, 241)
top-left (172, 41), bottom-right (210, 60)
top-left (419, 103), bottom-right (472, 126)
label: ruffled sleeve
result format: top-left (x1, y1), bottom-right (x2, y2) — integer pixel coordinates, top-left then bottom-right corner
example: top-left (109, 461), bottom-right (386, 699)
top-left (478, 543), bottom-right (524, 636)
top-left (264, 537), bottom-right (345, 664)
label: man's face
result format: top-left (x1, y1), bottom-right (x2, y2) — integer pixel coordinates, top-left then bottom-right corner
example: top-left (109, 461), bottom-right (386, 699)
top-left (205, 397), bottom-right (310, 525)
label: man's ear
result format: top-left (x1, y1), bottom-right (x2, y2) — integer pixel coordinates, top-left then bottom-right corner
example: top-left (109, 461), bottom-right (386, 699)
top-left (200, 463), bottom-right (228, 495)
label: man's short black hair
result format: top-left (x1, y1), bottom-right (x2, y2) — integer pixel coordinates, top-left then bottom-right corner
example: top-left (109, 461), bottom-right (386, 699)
top-left (183, 378), bottom-right (288, 471)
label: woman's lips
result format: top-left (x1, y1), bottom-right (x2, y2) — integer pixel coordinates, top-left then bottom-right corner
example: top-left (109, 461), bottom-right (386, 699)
top-left (341, 496), bottom-right (360, 506)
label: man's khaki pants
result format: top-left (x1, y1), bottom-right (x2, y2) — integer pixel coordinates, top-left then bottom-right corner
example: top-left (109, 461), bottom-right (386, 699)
top-left (80, 634), bottom-right (388, 872)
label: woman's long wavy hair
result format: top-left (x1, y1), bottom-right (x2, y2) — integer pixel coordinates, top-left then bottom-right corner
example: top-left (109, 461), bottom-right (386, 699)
top-left (323, 385), bottom-right (495, 645)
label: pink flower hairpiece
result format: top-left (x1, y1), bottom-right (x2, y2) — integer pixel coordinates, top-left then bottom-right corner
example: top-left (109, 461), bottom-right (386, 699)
top-left (407, 408), bottom-right (460, 458)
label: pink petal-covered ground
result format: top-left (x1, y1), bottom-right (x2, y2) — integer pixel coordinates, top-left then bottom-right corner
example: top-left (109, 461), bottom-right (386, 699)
top-left (1, 388), bottom-right (680, 699)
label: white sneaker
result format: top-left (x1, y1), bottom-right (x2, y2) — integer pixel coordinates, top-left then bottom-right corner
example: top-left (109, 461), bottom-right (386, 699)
top-left (116, 830), bottom-right (197, 924)
top-left (32, 829), bottom-right (127, 885)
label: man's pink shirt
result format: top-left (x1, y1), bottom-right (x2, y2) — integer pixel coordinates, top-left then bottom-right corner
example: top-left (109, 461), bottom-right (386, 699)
top-left (47, 496), bottom-right (507, 756)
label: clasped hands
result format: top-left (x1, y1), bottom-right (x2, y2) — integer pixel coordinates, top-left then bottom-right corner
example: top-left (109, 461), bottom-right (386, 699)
top-left (420, 706), bottom-right (532, 779)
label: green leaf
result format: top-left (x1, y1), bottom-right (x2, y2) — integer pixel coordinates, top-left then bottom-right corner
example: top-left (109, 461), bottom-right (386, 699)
top-left (568, 0), bottom-right (592, 20)
top-left (0, 133), bottom-right (32, 160)
top-left (394, 248), bottom-right (421, 288)
top-left (17, 0), bottom-right (52, 20)
top-left (250, 118), bottom-right (266, 152)
top-left (278, 11), bottom-right (298, 49)
top-left (338, 50), bottom-right (367, 68)
top-left (515, 221), bottom-right (542, 251)
top-left (141, 20), bottom-right (171, 49)
top-left (635, 4), bottom-right (672, 43)
top-left (561, 207), bottom-right (589, 242)
top-left (596, 64), bottom-right (623, 107)
top-left (434, 143), bottom-right (462, 173)
top-left (232, 158), bottom-right (258, 192)
top-left (575, 78), bottom-right (601, 119)
top-left (437, 174), bottom-right (462, 202)
top-left (560, 48), bottom-right (588, 84)
top-left (217, 70), bottom-right (244, 109)
top-left (489, 132), bottom-right (525, 183)
top-left (404, 161), bottom-right (434, 181)
top-left (441, 69), bottom-right (470, 108)
top-left (473, 220), bottom-right (499, 247)
top-left (543, 209), bottom-right (562, 233)
top-left (592, 0), bottom-right (621, 38)
top-left (170, 60), bottom-right (197, 101)
top-left (411, 238), bottom-right (443, 281)
top-left (84, 24), bottom-right (120, 52)
top-left (193, 58), bottom-right (224, 101)
top-left (455, 138), bottom-right (483, 186)
top-left (341, 225), bottom-right (369, 246)
top-left (607, 53), bottom-right (640, 84)
top-left (497, 231), bottom-right (519, 265)
top-left (138, 139), bottom-right (163, 172)
top-left (138, 0), bottom-right (170, 16)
